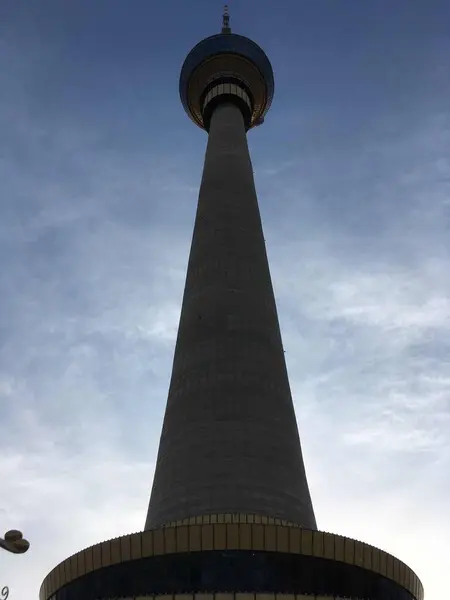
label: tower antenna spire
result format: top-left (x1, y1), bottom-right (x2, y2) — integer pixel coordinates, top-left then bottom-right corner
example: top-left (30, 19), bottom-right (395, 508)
top-left (222, 4), bottom-right (231, 33)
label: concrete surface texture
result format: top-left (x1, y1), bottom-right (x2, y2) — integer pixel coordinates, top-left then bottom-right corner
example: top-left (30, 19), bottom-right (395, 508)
top-left (145, 102), bottom-right (317, 531)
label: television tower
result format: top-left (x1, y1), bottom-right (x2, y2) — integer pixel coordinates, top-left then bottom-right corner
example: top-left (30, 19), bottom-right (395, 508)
top-left (40, 8), bottom-right (423, 600)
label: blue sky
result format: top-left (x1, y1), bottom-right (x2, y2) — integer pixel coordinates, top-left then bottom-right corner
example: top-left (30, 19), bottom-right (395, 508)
top-left (1, 1), bottom-right (449, 598)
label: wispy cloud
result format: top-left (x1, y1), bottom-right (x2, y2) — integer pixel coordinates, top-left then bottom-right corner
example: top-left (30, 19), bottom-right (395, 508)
top-left (258, 104), bottom-right (450, 600)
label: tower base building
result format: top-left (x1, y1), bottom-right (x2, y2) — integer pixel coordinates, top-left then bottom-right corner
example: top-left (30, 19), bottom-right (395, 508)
top-left (40, 8), bottom-right (423, 600)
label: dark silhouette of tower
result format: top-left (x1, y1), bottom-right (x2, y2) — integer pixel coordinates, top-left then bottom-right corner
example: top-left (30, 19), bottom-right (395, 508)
top-left (40, 8), bottom-right (424, 600)
top-left (144, 4), bottom-right (316, 533)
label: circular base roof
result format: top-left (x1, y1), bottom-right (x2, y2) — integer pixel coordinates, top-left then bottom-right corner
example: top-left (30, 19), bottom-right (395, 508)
top-left (40, 514), bottom-right (423, 600)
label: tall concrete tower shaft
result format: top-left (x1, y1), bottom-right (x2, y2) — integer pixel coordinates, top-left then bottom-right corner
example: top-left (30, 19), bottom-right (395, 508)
top-left (145, 99), bottom-right (316, 529)
top-left (39, 10), bottom-right (424, 600)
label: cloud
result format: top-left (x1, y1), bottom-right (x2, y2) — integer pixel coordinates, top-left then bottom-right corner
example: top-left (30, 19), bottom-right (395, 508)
top-left (0, 59), bottom-right (194, 598)
top-left (2, 108), bottom-right (448, 600)
top-left (256, 106), bottom-right (450, 600)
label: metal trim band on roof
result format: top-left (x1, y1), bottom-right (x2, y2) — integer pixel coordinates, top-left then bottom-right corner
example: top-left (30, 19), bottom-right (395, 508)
top-left (40, 514), bottom-right (423, 600)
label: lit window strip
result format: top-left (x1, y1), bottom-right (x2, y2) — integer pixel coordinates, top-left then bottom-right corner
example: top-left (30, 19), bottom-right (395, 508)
top-left (203, 83), bottom-right (252, 112)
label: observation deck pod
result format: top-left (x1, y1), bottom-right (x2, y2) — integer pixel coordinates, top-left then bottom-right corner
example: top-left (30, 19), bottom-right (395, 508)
top-left (179, 33), bottom-right (275, 131)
